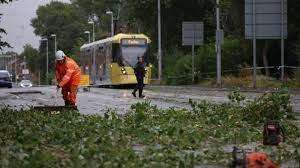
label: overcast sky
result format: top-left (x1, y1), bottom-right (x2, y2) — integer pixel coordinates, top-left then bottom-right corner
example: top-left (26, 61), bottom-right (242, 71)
top-left (0, 0), bottom-right (70, 54)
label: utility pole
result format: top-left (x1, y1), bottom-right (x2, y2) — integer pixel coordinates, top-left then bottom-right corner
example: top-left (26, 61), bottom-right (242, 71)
top-left (38, 71), bottom-right (41, 86)
top-left (51, 34), bottom-right (57, 53)
top-left (84, 31), bottom-right (91, 43)
top-left (158, 0), bottom-right (162, 82)
top-left (252, 0), bottom-right (257, 88)
top-left (280, 0), bottom-right (285, 82)
top-left (46, 40), bottom-right (49, 84)
top-left (41, 38), bottom-right (49, 84)
top-left (88, 21), bottom-right (96, 84)
top-left (14, 54), bottom-right (17, 84)
top-left (216, 0), bottom-right (222, 87)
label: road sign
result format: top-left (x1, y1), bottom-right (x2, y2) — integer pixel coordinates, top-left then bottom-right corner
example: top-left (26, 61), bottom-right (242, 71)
top-left (182, 22), bottom-right (204, 46)
top-left (245, 0), bottom-right (287, 88)
top-left (22, 69), bottom-right (29, 75)
top-left (245, 0), bottom-right (287, 39)
top-left (182, 22), bottom-right (204, 82)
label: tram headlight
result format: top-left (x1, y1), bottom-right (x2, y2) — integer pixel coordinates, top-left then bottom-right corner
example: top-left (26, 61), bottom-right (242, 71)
top-left (121, 68), bottom-right (126, 74)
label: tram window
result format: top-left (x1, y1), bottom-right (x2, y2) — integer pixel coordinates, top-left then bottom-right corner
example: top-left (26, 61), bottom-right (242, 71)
top-left (112, 43), bottom-right (121, 63)
top-left (86, 49), bottom-right (90, 53)
top-left (144, 46), bottom-right (150, 65)
top-left (121, 45), bottom-right (147, 66)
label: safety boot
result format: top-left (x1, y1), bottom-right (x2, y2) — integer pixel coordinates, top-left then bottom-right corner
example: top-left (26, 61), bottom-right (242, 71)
top-left (64, 100), bottom-right (70, 106)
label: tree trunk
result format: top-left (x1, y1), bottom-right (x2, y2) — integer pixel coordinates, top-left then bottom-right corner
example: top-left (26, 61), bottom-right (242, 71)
top-left (262, 40), bottom-right (270, 76)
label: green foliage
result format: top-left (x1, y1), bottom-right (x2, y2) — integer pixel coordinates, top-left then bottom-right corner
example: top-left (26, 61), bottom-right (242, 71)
top-left (1, 92), bottom-right (299, 166)
top-left (0, 0), bottom-right (13, 51)
top-left (21, 44), bottom-right (40, 73)
top-left (287, 0), bottom-right (300, 67)
top-left (0, 27), bottom-right (11, 51)
top-left (25, 0), bottom-right (300, 85)
top-left (241, 90), bottom-right (293, 123)
top-left (165, 50), bottom-right (195, 85)
top-left (0, 0), bottom-right (12, 3)
top-left (125, 0), bottom-right (215, 45)
top-left (165, 37), bottom-right (250, 84)
top-left (227, 88), bottom-right (246, 104)
top-left (227, 88), bottom-right (293, 123)
top-left (20, 44), bottom-right (52, 84)
top-left (31, 1), bottom-right (87, 59)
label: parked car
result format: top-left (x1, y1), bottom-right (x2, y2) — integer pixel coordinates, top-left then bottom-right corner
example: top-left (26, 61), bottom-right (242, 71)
top-left (0, 70), bottom-right (12, 88)
top-left (19, 80), bottom-right (33, 88)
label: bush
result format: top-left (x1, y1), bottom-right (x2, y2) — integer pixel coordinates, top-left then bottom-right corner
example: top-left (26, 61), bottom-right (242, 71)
top-left (0, 90), bottom-right (299, 167)
top-left (164, 37), bottom-right (250, 85)
top-left (242, 90), bottom-right (293, 123)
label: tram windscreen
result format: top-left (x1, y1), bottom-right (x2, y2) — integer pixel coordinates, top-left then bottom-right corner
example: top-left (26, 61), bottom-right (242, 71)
top-left (120, 46), bottom-right (147, 66)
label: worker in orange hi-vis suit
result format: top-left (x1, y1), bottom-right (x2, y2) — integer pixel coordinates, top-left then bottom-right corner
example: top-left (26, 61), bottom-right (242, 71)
top-left (246, 152), bottom-right (278, 168)
top-left (55, 50), bottom-right (81, 106)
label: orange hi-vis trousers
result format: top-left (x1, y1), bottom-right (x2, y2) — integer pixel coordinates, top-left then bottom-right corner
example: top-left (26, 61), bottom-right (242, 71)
top-left (61, 85), bottom-right (78, 105)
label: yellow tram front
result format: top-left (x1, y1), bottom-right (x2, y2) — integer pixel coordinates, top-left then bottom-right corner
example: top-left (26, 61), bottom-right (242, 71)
top-left (80, 34), bottom-right (152, 86)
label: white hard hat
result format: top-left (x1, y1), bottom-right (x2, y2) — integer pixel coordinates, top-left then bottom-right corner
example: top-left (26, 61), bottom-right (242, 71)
top-left (55, 50), bottom-right (65, 60)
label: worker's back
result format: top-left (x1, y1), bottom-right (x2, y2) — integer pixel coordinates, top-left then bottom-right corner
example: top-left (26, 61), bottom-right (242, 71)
top-left (56, 56), bottom-right (81, 86)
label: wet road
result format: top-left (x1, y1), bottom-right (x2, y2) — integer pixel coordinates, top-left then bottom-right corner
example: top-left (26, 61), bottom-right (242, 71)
top-left (0, 86), bottom-right (299, 116)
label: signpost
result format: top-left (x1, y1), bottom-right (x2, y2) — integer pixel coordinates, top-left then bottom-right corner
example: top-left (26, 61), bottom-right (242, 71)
top-left (22, 69), bottom-right (29, 75)
top-left (245, 0), bottom-right (287, 87)
top-left (182, 22), bottom-right (204, 82)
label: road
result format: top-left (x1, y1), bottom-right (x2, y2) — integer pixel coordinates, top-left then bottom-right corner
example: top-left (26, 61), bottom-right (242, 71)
top-left (0, 86), bottom-right (299, 116)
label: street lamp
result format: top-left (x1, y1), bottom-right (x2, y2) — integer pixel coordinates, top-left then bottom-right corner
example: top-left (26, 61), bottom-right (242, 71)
top-left (88, 21), bottom-right (96, 84)
top-left (216, 0), bottom-right (222, 88)
top-left (84, 31), bottom-right (91, 43)
top-left (157, 0), bottom-right (162, 82)
top-left (51, 34), bottom-right (57, 54)
top-left (106, 11), bottom-right (114, 37)
top-left (41, 37), bottom-right (49, 84)
top-left (88, 21), bottom-right (95, 42)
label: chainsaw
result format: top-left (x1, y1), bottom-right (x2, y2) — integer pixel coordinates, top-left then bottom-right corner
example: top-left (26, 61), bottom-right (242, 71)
top-left (231, 147), bottom-right (279, 168)
top-left (263, 120), bottom-right (284, 145)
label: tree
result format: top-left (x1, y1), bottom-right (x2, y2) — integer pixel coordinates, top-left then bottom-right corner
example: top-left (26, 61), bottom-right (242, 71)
top-left (71, 0), bottom-right (121, 38)
top-left (122, 0), bottom-right (215, 48)
top-left (20, 44), bottom-right (40, 73)
top-left (31, 1), bottom-right (90, 77)
top-left (31, 1), bottom-right (88, 57)
top-left (0, 0), bottom-right (12, 3)
top-left (287, 0), bottom-right (300, 67)
top-left (30, 0), bottom-right (300, 84)
top-left (0, 26), bottom-right (11, 51)
top-left (0, 0), bottom-right (13, 50)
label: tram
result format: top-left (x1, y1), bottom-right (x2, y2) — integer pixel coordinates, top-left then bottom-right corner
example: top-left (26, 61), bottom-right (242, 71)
top-left (80, 33), bottom-right (152, 86)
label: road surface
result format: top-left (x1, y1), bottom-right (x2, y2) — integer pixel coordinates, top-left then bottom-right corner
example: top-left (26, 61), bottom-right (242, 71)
top-left (0, 86), bottom-right (299, 116)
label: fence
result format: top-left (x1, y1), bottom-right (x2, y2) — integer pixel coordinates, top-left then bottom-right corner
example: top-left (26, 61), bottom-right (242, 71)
top-left (166, 66), bottom-right (300, 88)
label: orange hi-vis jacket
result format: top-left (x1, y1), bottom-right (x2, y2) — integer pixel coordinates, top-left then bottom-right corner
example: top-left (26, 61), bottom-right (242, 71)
top-left (55, 56), bottom-right (81, 87)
